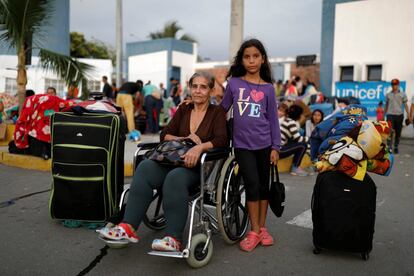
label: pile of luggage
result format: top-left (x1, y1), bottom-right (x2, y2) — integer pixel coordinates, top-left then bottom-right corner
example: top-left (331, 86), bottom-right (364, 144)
top-left (310, 104), bottom-right (394, 260)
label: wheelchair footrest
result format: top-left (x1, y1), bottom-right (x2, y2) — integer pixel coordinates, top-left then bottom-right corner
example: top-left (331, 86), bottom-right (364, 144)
top-left (148, 251), bottom-right (185, 258)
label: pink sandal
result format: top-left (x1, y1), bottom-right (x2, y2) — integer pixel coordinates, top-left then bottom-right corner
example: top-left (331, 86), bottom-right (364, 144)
top-left (240, 231), bottom-right (261, 252)
top-left (259, 227), bottom-right (274, 246)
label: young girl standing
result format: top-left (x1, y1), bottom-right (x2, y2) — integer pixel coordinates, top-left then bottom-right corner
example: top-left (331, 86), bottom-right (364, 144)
top-left (221, 39), bottom-right (281, 252)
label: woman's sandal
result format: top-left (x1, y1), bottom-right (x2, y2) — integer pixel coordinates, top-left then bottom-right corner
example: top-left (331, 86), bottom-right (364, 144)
top-left (98, 223), bottom-right (139, 243)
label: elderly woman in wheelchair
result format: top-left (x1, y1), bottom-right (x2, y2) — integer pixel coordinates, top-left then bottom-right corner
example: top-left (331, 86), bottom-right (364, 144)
top-left (97, 72), bottom-right (247, 267)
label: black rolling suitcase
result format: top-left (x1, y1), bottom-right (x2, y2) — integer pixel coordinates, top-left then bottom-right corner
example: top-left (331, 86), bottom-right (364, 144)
top-left (311, 171), bottom-right (376, 260)
top-left (49, 112), bottom-right (125, 222)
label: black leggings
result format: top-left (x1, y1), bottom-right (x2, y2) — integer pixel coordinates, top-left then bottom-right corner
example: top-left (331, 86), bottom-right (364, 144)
top-left (279, 142), bottom-right (308, 168)
top-left (234, 147), bottom-right (271, 201)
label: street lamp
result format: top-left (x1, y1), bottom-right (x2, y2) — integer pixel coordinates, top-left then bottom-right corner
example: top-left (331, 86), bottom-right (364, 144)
top-left (229, 0), bottom-right (244, 61)
top-left (116, 0), bottom-right (122, 87)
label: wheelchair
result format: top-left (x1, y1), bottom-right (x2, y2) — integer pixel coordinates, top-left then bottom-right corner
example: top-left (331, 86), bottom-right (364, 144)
top-left (116, 142), bottom-right (249, 268)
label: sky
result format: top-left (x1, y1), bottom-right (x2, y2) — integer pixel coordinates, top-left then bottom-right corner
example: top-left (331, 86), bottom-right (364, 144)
top-left (70, 0), bottom-right (322, 61)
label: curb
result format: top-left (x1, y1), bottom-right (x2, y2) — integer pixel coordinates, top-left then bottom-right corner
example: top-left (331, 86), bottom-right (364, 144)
top-left (0, 124), bottom-right (15, 147)
top-left (0, 151), bottom-right (312, 176)
top-left (0, 151), bottom-right (135, 177)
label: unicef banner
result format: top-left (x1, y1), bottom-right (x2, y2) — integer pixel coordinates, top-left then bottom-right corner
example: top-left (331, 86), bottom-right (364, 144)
top-left (334, 81), bottom-right (407, 117)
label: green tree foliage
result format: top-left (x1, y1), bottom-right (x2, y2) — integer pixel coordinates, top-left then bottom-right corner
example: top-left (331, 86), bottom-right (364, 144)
top-left (70, 32), bottom-right (115, 64)
top-left (148, 20), bottom-right (196, 42)
top-left (0, 0), bottom-right (93, 111)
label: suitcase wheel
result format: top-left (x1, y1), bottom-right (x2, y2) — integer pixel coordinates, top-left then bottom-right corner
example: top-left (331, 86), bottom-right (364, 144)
top-left (313, 247), bottom-right (322, 255)
top-left (361, 252), bottom-right (369, 261)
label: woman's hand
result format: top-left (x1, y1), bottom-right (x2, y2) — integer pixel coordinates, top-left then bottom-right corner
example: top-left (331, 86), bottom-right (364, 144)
top-left (182, 145), bottom-right (203, 168)
top-left (270, 149), bottom-right (279, 165)
top-left (187, 133), bottom-right (202, 145)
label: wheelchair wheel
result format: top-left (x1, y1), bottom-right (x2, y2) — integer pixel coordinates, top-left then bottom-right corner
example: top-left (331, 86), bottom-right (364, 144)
top-left (216, 155), bottom-right (249, 244)
top-left (186, 233), bottom-right (213, 268)
top-left (143, 190), bottom-right (166, 230)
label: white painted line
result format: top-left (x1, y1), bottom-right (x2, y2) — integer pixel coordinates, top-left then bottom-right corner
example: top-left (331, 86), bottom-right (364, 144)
top-left (377, 198), bottom-right (386, 207)
top-left (286, 209), bottom-right (313, 229)
top-left (287, 199), bottom-right (385, 230)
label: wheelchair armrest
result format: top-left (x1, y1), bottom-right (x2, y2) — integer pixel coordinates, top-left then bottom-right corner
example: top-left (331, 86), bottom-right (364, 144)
top-left (201, 148), bottom-right (230, 163)
top-left (136, 142), bottom-right (159, 150)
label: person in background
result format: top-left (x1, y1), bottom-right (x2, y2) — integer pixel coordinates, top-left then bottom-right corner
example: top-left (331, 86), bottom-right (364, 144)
top-left (295, 76), bottom-right (303, 96)
top-left (410, 95), bottom-right (414, 128)
top-left (274, 80), bottom-right (283, 97)
top-left (67, 82), bottom-right (79, 99)
top-left (300, 80), bottom-right (318, 105)
top-left (376, 101), bottom-right (385, 121)
top-left (25, 90), bottom-right (35, 98)
top-left (102, 76), bottom-right (113, 99)
top-left (142, 81), bottom-right (162, 134)
top-left (111, 81), bottom-right (118, 99)
top-left (210, 82), bottom-right (224, 105)
top-left (46, 87), bottom-right (57, 96)
top-left (305, 109), bottom-right (324, 138)
top-left (385, 78), bottom-right (411, 154)
top-left (170, 78), bottom-right (182, 106)
top-left (117, 80), bottom-right (143, 139)
top-left (0, 98), bottom-right (4, 123)
top-left (159, 83), bottom-right (167, 99)
top-left (278, 104), bottom-right (309, 177)
top-left (182, 80), bottom-right (191, 100)
top-left (286, 80), bottom-right (298, 97)
top-left (324, 98), bottom-right (349, 121)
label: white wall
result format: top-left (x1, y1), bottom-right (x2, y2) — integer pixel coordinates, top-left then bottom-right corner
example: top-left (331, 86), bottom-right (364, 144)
top-left (333, 0), bottom-right (414, 97)
top-left (172, 50), bottom-right (196, 84)
top-left (128, 51), bottom-right (168, 86)
top-left (0, 55), bottom-right (112, 96)
top-left (333, 0), bottom-right (414, 137)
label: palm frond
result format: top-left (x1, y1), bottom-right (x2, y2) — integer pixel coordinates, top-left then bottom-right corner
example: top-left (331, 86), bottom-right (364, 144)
top-left (148, 31), bottom-right (164, 40)
top-left (39, 48), bottom-right (94, 86)
top-left (180, 33), bottom-right (197, 43)
top-left (163, 20), bottom-right (181, 38)
top-left (0, 0), bottom-right (52, 50)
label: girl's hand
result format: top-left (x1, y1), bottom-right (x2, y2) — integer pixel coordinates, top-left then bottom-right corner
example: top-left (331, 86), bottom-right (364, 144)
top-left (182, 145), bottom-right (203, 168)
top-left (270, 149), bottom-right (279, 165)
top-left (179, 99), bottom-right (193, 107)
top-left (187, 133), bottom-right (202, 145)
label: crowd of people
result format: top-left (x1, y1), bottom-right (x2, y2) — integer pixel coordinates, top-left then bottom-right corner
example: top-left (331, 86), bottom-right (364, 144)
top-left (1, 37), bottom-right (413, 260)
top-left (98, 38), bottom-right (410, 255)
top-left (102, 74), bottom-right (225, 141)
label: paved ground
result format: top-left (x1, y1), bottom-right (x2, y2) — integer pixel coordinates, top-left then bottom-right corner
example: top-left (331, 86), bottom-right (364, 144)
top-left (0, 140), bottom-right (413, 276)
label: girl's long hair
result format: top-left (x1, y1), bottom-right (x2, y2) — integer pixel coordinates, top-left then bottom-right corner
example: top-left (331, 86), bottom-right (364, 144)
top-left (226, 38), bottom-right (273, 83)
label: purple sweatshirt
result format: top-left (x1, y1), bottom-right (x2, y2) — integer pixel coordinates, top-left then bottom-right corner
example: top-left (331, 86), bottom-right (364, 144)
top-left (221, 77), bottom-right (281, 151)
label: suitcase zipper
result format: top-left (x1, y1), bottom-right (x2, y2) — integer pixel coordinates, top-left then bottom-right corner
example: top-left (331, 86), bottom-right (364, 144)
top-left (53, 175), bottom-right (104, 181)
top-left (53, 122), bottom-right (111, 129)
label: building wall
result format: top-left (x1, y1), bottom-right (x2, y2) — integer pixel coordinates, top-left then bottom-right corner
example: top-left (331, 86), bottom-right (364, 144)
top-left (333, 0), bottom-right (414, 97)
top-left (171, 51), bottom-right (197, 84)
top-left (319, 0), bottom-right (360, 95)
top-left (291, 64), bottom-right (320, 89)
top-left (0, 55), bottom-right (112, 97)
top-left (0, 0), bottom-right (70, 56)
top-left (333, 0), bottom-right (414, 137)
top-left (128, 51), bottom-right (168, 86)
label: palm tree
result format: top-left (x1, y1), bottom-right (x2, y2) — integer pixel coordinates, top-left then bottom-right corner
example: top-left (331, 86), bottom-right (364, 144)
top-left (0, 0), bottom-right (93, 112)
top-left (148, 20), bottom-right (197, 42)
